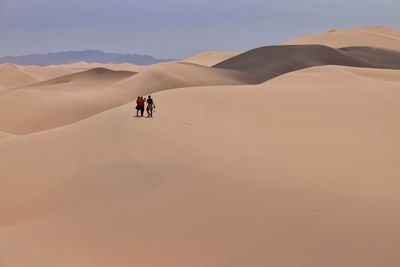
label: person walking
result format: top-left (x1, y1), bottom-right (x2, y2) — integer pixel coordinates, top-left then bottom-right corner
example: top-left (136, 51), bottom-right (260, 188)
top-left (135, 96), bottom-right (141, 117)
top-left (139, 96), bottom-right (146, 117)
top-left (146, 95), bottom-right (156, 118)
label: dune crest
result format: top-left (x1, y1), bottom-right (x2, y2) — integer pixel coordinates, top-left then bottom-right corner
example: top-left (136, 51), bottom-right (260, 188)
top-left (181, 51), bottom-right (242, 66)
top-left (46, 61), bottom-right (146, 72)
top-left (285, 26), bottom-right (400, 51)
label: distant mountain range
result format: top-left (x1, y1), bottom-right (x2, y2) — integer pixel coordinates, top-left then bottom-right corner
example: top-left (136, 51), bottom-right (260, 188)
top-left (0, 50), bottom-right (176, 66)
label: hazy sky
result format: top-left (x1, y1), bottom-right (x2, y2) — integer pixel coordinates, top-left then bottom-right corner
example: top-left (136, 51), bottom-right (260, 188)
top-left (0, 0), bottom-right (399, 58)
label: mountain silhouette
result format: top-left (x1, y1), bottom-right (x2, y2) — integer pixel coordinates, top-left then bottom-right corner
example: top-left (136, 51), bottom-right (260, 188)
top-left (0, 50), bottom-right (175, 66)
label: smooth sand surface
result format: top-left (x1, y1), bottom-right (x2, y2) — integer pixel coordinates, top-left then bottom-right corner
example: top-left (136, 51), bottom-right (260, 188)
top-left (0, 65), bottom-right (399, 267)
top-left (285, 26), bottom-right (400, 51)
top-left (182, 51), bottom-right (242, 66)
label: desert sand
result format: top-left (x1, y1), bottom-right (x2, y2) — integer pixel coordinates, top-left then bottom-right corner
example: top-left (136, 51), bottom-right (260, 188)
top-left (1, 26), bottom-right (400, 267)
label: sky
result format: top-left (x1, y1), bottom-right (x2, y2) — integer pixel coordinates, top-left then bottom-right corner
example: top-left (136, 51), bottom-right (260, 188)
top-left (0, 0), bottom-right (399, 59)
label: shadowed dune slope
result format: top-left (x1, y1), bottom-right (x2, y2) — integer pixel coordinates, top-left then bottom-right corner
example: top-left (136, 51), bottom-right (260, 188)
top-left (214, 45), bottom-right (400, 78)
top-left (339, 46), bottom-right (400, 66)
top-left (0, 63), bottom-right (39, 89)
top-left (0, 66), bottom-right (399, 267)
top-left (0, 63), bottom-right (264, 134)
top-left (285, 26), bottom-right (400, 51)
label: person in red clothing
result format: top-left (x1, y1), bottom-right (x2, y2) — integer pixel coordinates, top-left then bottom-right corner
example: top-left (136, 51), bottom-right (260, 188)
top-left (135, 96), bottom-right (141, 117)
top-left (139, 97), bottom-right (146, 117)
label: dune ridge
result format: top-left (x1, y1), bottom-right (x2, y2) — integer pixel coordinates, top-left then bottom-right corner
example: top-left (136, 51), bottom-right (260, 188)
top-left (45, 61), bottom-right (146, 72)
top-left (285, 26), bottom-right (400, 51)
top-left (181, 51), bottom-right (242, 66)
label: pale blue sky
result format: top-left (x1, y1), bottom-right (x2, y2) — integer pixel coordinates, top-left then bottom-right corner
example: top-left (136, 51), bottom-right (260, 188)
top-left (0, 0), bottom-right (399, 58)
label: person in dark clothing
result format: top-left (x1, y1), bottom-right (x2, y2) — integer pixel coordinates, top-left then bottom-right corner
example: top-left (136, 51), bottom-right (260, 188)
top-left (146, 95), bottom-right (156, 117)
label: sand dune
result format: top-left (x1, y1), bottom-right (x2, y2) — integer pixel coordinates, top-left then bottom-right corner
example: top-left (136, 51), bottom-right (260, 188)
top-left (1, 48), bottom-right (398, 134)
top-left (181, 51), bottom-right (242, 66)
top-left (285, 26), bottom-right (400, 51)
top-left (0, 63), bottom-right (39, 89)
top-left (0, 68), bottom-right (137, 134)
top-left (18, 62), bottom-right (145, 82)
top-left (19, 66), bottom-right (81, 81)
top-left (0, 65), bottom-right (399, 267)
top-left (0, 63), bottom-right (264, 134)
top-left (214, 44), bottom-right (400, 78)
top-left (46, 61), bottom-right (146, 72)
top-left (30, 67), bottom-right (136, 91)
top-left (113, 62), bottom-right (266, 95)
